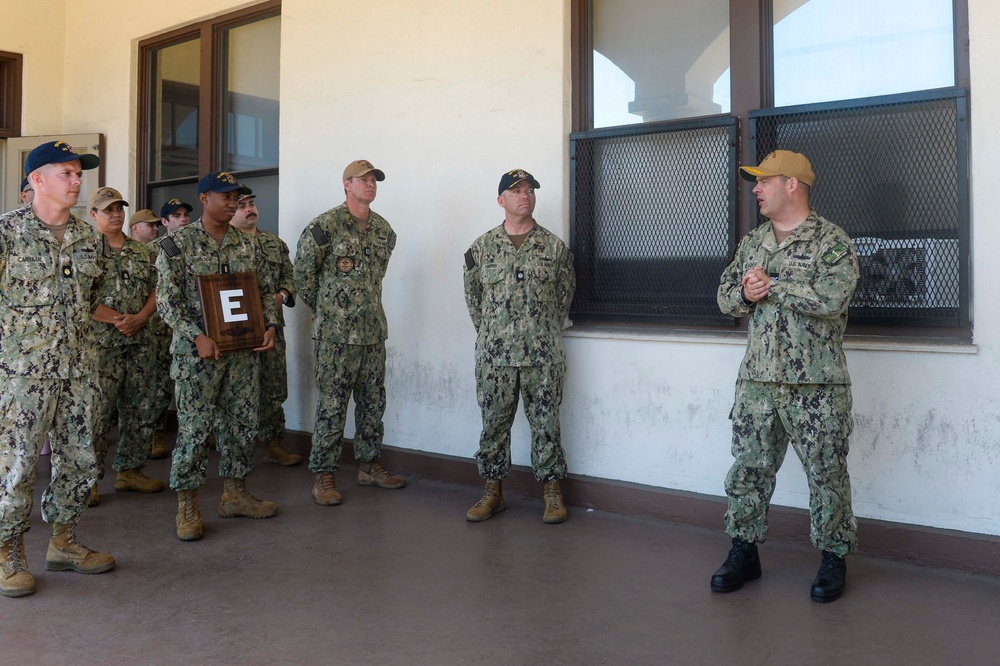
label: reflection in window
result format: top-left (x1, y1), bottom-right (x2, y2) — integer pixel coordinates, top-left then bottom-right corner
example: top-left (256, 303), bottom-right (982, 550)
top-left (592, 0), bottom-right (730, 128)
top-left (774, 0), bottom-right (954, 107)
top-left (150, 38), bottom-right (200, 181)
top-left (222, 16), bottom-right (280, 171)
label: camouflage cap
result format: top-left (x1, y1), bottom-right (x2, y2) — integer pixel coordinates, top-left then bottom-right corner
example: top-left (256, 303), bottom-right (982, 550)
top-left (87, 187), bottom-right (129, 211)
top-left (128, 208), bottom-right (160, 227)
top-left (343, 160), bottom-right (385, 181)
top-left (739, 150), bottom-right (815, 187)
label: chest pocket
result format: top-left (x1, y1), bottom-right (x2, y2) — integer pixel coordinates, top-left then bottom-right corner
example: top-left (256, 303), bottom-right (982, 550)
top-left (779, 253), bottom-right (814, 281)
top-left (528, 266), bottom-right (557, 302)
top-left (5, 256), bottom-right (56, 307)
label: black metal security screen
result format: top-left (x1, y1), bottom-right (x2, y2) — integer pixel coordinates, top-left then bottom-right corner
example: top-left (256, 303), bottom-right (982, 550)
top-left (570, 116), bottom-right (738, 324)
top-left (749, 87), bottom-right (970, 329)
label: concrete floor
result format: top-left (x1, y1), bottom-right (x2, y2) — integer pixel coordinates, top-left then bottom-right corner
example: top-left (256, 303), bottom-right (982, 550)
top-left (2, 444), bottom-right (1000, 666)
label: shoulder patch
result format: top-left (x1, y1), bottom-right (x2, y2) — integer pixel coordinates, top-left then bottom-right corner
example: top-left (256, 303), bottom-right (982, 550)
top-left (465, 249), bottom-right (476, 270)
top-left (310, 225), bottom-right (329, 246)
top-left (821, 242), bottom-right (850, 266)
top-left (160, 236), bottom-right (181, 258)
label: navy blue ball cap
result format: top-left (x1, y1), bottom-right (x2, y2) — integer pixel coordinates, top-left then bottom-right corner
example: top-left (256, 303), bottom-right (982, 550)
top-left (197, 171), bottom-right (252, 195)
top-left (24, 141), bottom-right (100, 175)
top-left (498, 168), bottom-right (540, 196)
top-left (159, 198), bottom-right (194, 218)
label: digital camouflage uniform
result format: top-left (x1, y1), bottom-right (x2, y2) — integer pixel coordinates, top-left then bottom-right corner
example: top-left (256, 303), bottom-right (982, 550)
top-left (0, 206), bottom-right (105, 542)
top-left (717, 210), bottom-right (860, 557)
top-left (144, 235), bottom-right (175, 434)
top-left (294, 203), bottom-right (395, 473)
top-left (255, 229), bottom-right (295, 443)
top-left (463, 223), bottom-right (575, 482)
top-left (155, 219), bottom-right (278, 491)
top-left (91, 236), bottom-right (158, 477)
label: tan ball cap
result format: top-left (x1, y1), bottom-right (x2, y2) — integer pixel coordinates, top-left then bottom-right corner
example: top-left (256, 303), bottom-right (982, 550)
top-left (343, 160), bottom-right (385, 181)
top-left (87, 187), bottom-right (129, 211)
top-left (739, 150), bottom-right (815, 187)
top-left (129, 208), bottom-right (160, 227)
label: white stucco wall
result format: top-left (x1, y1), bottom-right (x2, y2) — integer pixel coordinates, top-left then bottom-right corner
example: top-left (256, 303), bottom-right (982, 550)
top-left (7, 0), bottom-right (998, 537)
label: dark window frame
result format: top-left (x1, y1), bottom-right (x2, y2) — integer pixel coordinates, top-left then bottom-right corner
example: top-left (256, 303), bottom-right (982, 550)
top-left (570, 0), bottom-right (971, 339)
top-left (0, 50), bottom-right (23, 139)
top-left (136, 0), bottom-right (280, 210)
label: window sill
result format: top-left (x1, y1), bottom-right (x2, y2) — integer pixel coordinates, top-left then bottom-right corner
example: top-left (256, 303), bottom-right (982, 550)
top-left (563, 324), bottom-right (978, 354)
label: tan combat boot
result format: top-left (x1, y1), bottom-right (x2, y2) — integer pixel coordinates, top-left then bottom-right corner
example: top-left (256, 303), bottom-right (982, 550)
top-left (149, 431), bottom-right (170, 460)
top-left (263, 438), bottom-right (303, 466)
top-left (466, 480), bottom-right (505, 522)
top-left (542, 479), bottom-right (568, 524)
top-left (114, 468), bottom-right (165, 493)
top-left (45, 523), bottom-right (115, 574)
top-left (357, 461), bottom-right (406, 489)
top-left (176, 489), bottom-right (203, 541)
top-left (312, 472), bottom-right (343, 506)
top-left (218, 478), bottom-right (277, 519)
top-left (88, 483), bottom-right (100, 507)
top-left (0, 534), bottom-right (35, 597)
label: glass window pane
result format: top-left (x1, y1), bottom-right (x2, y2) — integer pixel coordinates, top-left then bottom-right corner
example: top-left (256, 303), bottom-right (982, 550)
top-left (150, 38), bottom-right (200, 181)
top-left (221, 16), bottom-right (280, 171)
top-left (774, 0), bottom-right (954, 107)
top-left (592, 0), bottom-right (730, 128)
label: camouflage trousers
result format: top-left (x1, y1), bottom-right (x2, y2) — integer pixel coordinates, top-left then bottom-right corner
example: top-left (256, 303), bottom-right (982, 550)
top-left (258, 329), bottom-right (288, 443)
top-left (0, 376), bottom-right (98, 541)
top-left (475, 363), bottom-right (567, 482)
top-left (93, 344), bottom-right (154, 477)
top-left (309, 341), bottom-right (385, 473)
top-left (725, 380), bottom-right (858, 557)
top-left (147, 329), bottom-right (174, 432)
top-left (169, 351), bottom-right (259, 490)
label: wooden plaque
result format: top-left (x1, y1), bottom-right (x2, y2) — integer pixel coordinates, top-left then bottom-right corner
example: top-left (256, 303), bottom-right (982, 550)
top-left (196, 272), bottom-right (266, 354)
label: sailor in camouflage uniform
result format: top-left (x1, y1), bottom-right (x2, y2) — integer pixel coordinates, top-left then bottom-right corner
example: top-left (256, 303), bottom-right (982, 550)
top-left (142, 199), bottom-right (195, 461)
top-left (88, 189), bottom-right (164, 506)
top-left (230, 191), bottom-right (301, 466)
top-left (156, 173), bottom-right (280, 541)
top-left (0, 142), bottom-right (117, 598)
top-left (463, 169), bottom-right (576, 524)
top-left (294, 160), bottom-right (406, 507)
top-left (712, 150), bottom-right (859, 603)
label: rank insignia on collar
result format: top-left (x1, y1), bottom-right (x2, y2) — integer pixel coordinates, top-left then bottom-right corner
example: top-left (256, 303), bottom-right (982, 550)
top-left (62, 265), bottom-right (72, 277)
top-left (337, 256), bottom-right (355, 273)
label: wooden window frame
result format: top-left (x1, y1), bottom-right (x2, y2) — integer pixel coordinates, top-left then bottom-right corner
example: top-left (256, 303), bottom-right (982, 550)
top-left (136, 0), bottom-right (280, 208)
top-left (0, 50), bottom-right (23, 139)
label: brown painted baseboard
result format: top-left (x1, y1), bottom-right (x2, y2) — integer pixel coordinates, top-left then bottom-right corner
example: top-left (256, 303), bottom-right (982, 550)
top-left (284, 430), bottom-right (1000, 577)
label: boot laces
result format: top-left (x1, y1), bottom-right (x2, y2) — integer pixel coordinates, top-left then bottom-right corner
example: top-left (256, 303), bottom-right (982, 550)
top-left (317, 474), bottom-right (339, 493)
top-left (365, 462), bottom-right (391, 480)
top-left (544, 484), bottom-right (561, 509)
top-left (64, 525), bottom-right (94, 554)
top-left (725, 540), bottom-right (755, 566)
top-left (818, 551), bottom-right (843, 575)
top-left (4, 534), bottom-right (27, 573)
top-left (182, 493), bottom-right (200, 522)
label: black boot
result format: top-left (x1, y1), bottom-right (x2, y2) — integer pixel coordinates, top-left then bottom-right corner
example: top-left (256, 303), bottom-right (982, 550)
top-left (710, 538), bottom-right (762, 593)
top-left (810, 551), bottom-right (847, 603)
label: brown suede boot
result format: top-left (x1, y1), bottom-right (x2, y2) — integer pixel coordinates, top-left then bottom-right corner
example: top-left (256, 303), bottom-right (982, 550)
top-left (312, 472), bottom-right (343, 506)
top-left (176, 489), bottom-right (203, 541)
top-left (542, 479), bottom-right (568, 524)
top-left (218, 478), bottom-right (277, 519)
top-left (45, 523), bottom-right (115, 574)
top-left (88, 484), bottom-right (100, 508)
top-left (0, 534), bottom-right (35, 597)
top-left (263, 439), bottom-right (303, 466)
top-left (357, 461), bottom-right (405, 489)
top-left (114, 468), bottom-right (165, 493)
top-left (466, 480), bottom-right (505, 522)
top-left (149, 431), bottom-right (170, 460)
